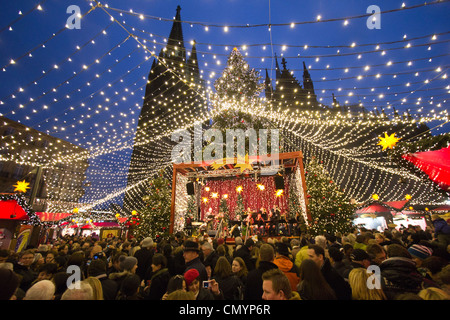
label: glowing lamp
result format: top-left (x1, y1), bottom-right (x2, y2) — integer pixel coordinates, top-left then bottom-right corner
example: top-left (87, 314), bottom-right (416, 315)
top-left (276, 189), bottom-right (284, 197)
top-left (236, 186), bottom-right (243, 193)
top-left (205, 187), bottom-right (210, 192)
top-left (257, 184), bottom-right (265, 191)
top-left (405, 194), bottom-right (412, 200)
top-left (223, 194), bottom-right (228, 199)
top-left (131, 210), bottom-right (137, 215)
top-left (202, 197), bottom-right (208, 203)
top-left (372, 194), bottom-right (379, 201)
top-left (211, 192), bottom-right (218, 199)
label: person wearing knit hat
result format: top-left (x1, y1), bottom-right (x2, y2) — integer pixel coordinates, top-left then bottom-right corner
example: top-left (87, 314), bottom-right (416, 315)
top-left (121, 256), bottom-right (138, 273)
top-left (408, 244), bottom-right (433, 267)
top-left (183, 268), bottom-right (223, 300)
top-left (141, 237), bottom-right (154, 248)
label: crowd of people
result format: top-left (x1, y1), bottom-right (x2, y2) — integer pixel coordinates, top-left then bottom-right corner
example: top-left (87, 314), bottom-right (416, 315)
top-left (0, 213), bottom-right (449, 301)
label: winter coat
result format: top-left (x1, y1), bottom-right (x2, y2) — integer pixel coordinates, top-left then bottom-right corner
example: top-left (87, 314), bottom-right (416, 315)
top-left (333, 260), bottom-right (353, 280)
top-left (134, 247), bottom-right (155, 281)
top-left (214, 274), bottom-right (243, 300)
top-left (273, 255), bottom-right (300, 291)
top-left (320, 258), bottom-right (352, 300)
top-left (244, 261), bottom-right (279, 300)
top-left (203, 251), bottom-right (220, 276)
top-left (109, 270), bottom-right (135, 290)
top-left (233, 245), bottom-right (255, 272)
top-left (95, 274), bottom-right (119, 300)
top-left (185, 257), bottom-right (208, 283)
top-left (380, 257), bottom-right (435, 300)
top-left (144, 268), bottom-right (171, 300)
top-left (294, 245), bottom-right (309, 269)
top-left (13, 263), bottom-right (37, 292)
top-left (433, 218), bottom-right (450, 235)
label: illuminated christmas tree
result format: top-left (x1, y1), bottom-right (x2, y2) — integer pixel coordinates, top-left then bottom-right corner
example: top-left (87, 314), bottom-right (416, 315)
top-left (305, 157), bottom-right (356, 235)
top-left (135, 172), bottom-right (172, 240)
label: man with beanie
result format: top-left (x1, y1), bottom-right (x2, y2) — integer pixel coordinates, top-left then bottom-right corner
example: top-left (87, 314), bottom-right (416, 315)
top-left (183, 240), bottom-right (208, 284)
top-left (88, 259), bottom-right (118, 300)
top-left (134, 237), bottom-right (155, 281)
top-left (244, 244), bottom-right (279, 300)
top-left (408, 244), bottom-right (433, 268)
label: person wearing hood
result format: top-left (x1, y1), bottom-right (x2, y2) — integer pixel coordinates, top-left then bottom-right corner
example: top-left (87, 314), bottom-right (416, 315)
top-left (273, 242), bottom-right (300, 291)
top-left (431, 214), bottom-right (450, 248)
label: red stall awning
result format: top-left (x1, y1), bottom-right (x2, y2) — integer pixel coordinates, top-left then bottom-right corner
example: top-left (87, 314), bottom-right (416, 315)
top-left (402, 146), bottom-right (450, 191)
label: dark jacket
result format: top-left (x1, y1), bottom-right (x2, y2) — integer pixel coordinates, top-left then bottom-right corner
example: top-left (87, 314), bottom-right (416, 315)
top-left (244, 261), bottom-right (278, 300)
top-left (144, 268), bottom-right (171, 300)
top-left (433, 218), bottom-right (450, 235)
top-left (185, 257), bottom-right (208, 283)
top-left (320, 258), bottom-right (352, 300)
top-left (214, 274), bottom-right (243, 300)
top-left (203, 251), bottom-right (220, 276)
top-left (380, 257), bottom-right (434, 300)
top-left (332, 260), bottom-right (353, 280)
top-left (233, 245), bottom-right (255, 272)
top-left (196, 287), bottom-right (224, 300)
top-left (95, 274), bottom-right (118, 300)
top-left (13, 263), bottom-right (37, 292)
top-left (134, 247), bottom-right (155, 281)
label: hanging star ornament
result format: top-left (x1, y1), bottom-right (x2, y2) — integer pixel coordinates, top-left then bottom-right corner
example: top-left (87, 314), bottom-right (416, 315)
top-left (13, 180), bottom-right (30, 193)
top-left (377, 132), bottom-right (400, 150)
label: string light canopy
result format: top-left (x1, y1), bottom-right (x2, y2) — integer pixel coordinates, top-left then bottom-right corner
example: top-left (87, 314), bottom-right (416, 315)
top-left (0, 1), bottom-right (448, 216)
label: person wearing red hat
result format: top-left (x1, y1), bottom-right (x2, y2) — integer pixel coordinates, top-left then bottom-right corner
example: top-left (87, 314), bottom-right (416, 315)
top-left (183, 268), bottom-right (223, 300)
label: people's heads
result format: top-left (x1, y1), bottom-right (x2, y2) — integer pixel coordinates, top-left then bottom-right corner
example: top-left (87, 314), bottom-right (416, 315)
top-left (214, 256), bottom-right (232, 278)
top-left (314, 235), bottom-right (327, 249)
top-left (183, 240), bottom-right (200, 263)
top-left (274, 242), bottom-right (290, 258)
top-left (24, 280), bottom-right (55, 300)
top-left (151, 253), bottom-right (167, 273)
top-left (407, 244), bottom-right (433, 267)
top-left (0, 268), bottom-right (20, 300)
top-left (201, 241), bottom-right (213, 257)
top-left (259, 244), bottom-right (275, 262)
top-left (374, 233), bottom-right (386, 244)
top-left (18, 250), bottom-right (35, 267)
top-left (166, 275), bottom-right (186, 294)
top-left (366, 244), bottom-right (387, 265)
top-left (307, 244), bottom-right (325, 267)
top-left (328, 247), bottom-right (344, 263)
top-left (348, 268), bottom-right (386, 300)
top-left (90, 245), bottom-right (103, 259)
top-left (166, 289), bottom-right (195, 300)
top-left (418, 287), bottom-right (450, 300)
top-left (121, 256), bottom-right (138, 273)
top-left (262, 268), bottom-right (292, 300)
top-left (386, 244), bottom-right (412, 259)
top-left (84, 277), bottom-right (104, 300)
top-left (245, 238), bottom-right (255, 249)
top-left (37, 263), bottom-right (58, 281)
top-left (232, 257), bottom-right (248, 276)
top-left (118, 274), bottom-right (141, 299)
top-left (141, 237), bottom-right (154, 249)
top-left (87, 259), bottom-right (107, 277)
top-left (184, 268), bottom-right (200, 294)
top-left (350, 249), bottom-right (372, 268)
top-left (234, 237), bottom-right (243, 246)
top-left (45, 250), bottom-right (57, 264)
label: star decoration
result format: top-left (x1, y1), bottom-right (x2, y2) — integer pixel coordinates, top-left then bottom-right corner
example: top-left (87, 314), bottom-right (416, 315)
top-left (234, 154), bottom-right (253, 173)
top-left (13, 180), bottom-right (30, 193)
top-left (377, 132), bottom-right (400, 150)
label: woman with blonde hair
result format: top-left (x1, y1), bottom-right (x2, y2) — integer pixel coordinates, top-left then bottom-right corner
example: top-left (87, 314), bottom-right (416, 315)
top-left (348, 268), bottom-right (387, 300)
top-left (84, 277), bottom-right (104, 300)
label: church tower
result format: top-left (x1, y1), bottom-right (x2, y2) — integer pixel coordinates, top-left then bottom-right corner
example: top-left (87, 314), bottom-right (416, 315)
top-left (124, 6), bottom-right (205, 213)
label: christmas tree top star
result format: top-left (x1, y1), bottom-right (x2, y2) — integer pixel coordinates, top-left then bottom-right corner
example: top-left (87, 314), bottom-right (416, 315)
top-left (377, 132), bottom-right (400, 150)
top-left (13, 180), bottom-right (30, 193)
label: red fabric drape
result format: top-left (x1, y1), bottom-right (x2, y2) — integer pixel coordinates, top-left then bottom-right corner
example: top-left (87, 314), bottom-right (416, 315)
top-left (402, 146), bottom-right (450, 191)
top-left (200, 175), bottom-right (290, 220)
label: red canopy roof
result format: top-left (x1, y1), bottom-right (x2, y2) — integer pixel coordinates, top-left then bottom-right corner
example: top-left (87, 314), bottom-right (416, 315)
top-left (0, 199), bottom-right (29, 220)
top-left (402, 145), bottom-right (450, 191)
top-left (384, 200), bottom-right (409, 210)
top-left (432, 205), bottom-right (450, 212)
top-left (356, 203), bottom-right (393, 214)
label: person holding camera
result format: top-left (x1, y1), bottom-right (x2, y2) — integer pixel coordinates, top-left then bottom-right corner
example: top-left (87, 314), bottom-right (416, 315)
top-left (183, 268), bottom-right (223, 300)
